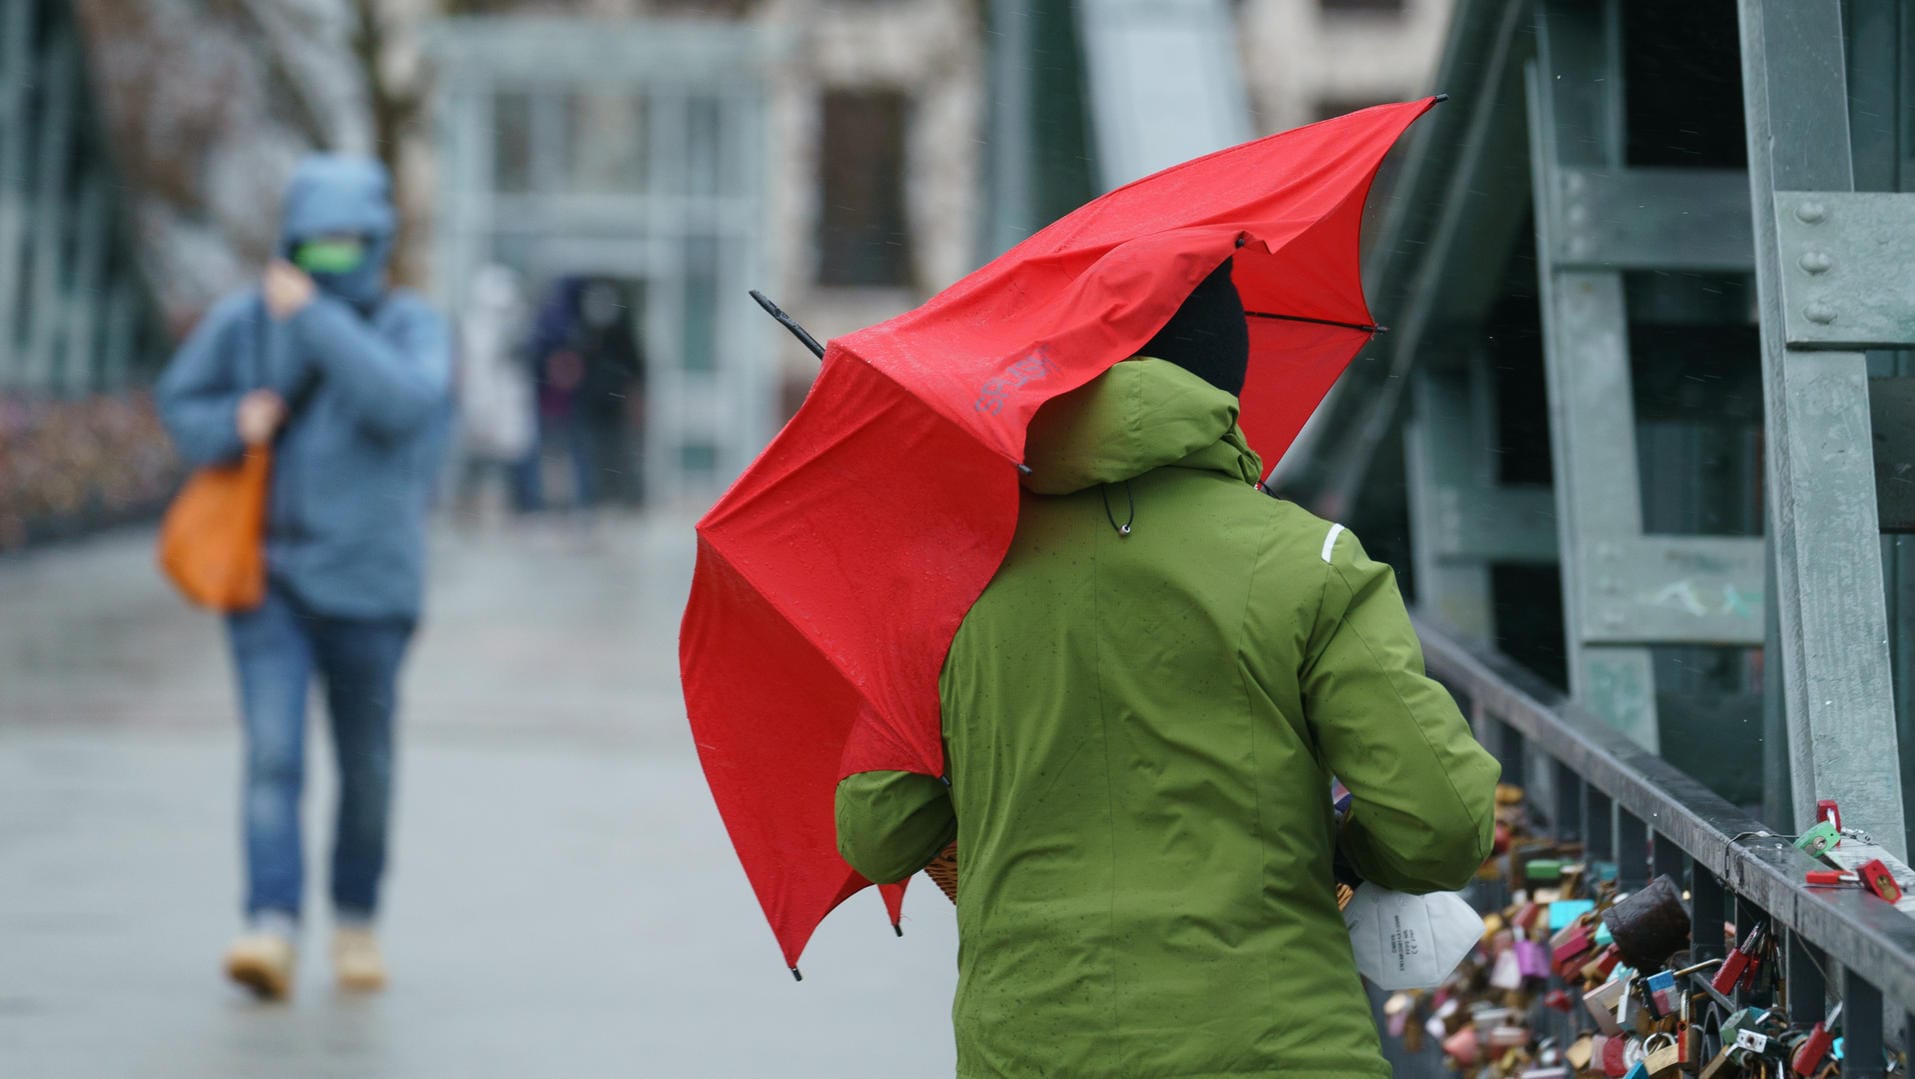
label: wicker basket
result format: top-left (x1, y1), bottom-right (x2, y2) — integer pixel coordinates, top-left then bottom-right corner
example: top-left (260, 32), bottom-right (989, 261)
top-left (924, 842), bottom-right (959, 902)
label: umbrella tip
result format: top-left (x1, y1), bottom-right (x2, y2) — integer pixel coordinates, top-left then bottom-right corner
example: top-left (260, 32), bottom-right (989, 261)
top-left (790, 966), bottom-right (803, 982)
top-left (894, 923), bottom-right (904, 938)
top-left (1433, 92), bottom-right (1450, 104)
top-left (1016, 462), bottom-right (1032, 475)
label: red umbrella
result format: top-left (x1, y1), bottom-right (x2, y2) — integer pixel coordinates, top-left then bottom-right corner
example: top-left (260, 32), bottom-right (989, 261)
top-left (680, 98), bottom-right (1439, 974)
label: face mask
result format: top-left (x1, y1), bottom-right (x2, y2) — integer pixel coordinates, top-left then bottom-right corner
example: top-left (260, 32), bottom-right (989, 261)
top-left (292, 238), bottom-right (368, 275)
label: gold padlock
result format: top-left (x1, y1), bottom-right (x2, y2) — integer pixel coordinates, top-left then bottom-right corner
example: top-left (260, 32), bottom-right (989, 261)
top-left (1697, 1044), bottom-right (1739, 1079)
top-left (1640, 1033), bottom-right (1680, 1078)
top-left (1564, 1033), bottom-right (1595, 1070)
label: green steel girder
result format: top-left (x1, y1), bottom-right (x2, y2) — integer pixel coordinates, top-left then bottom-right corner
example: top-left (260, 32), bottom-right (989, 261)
top-left (1773, 191), bottom-right (1915, 349)
top-left (1527, 0), bottom-right (1664, 752)
top-left (1739, 0), bottom-right (1907, 855)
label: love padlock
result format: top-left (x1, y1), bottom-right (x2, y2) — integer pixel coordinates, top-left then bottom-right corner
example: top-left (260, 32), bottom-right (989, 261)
top-left (1697, 1043), bottom-right (1741, 1079)
top-left (1794, 820), bottom-right (1841, 858)
top-left (1442, 1024), bottom-right (1479, 1066)
top-left (1640, 1032), bottom-right (1682, 1078)
top-left (1712, 921), bottom-right (1769, 995)
top-left (1565, 1034), bottom-right (1597, 1071)
top-left (1584, 975), bottom-right (1632, 1035)
top-left (1789, 1002), bottom-right (1842, 1075)
top-left (1640, 969), bottom-right (1678, 1020)
top-left (1580, 943), bottom-right (1624, 986)
top-left (1817, 799), bottom-right (1842, 833)
top-left (1600, 875), bottom-right (1691, 974)
top-left (1514, 937), bottom-right (1551, 980)
top-left (1489, 947), bottom-right (1525, 991)
top-left (1485, 1023), bottom-right (1530, 1053)
top-left (1551, 919), bottom-right (1597, 978)
top-left (1601, 1031), bottom-right (1633, 1077)
top-left (1861, 857), bottom-right (1904, 903)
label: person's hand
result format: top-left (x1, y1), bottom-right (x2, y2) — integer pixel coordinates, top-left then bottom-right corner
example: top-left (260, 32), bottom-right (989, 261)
top-left (263, 260), bottom-right (317, 319)
top-left (236, 389), bottom-right (287, 446)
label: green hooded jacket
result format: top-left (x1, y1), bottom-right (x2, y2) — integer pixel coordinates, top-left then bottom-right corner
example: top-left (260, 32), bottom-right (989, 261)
top-left (836, 358), bottom-right (1500, 1078)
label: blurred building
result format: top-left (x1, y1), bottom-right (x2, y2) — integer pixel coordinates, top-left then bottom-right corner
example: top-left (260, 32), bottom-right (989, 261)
top-left (428, 0), bottom-right (1454, 507)
top-left (428, 0), bottom-right (983, 507)
top-left (8, 0), bottom-right (1458, 528)
top-left (1240, 0), bottom-right (1456, 132)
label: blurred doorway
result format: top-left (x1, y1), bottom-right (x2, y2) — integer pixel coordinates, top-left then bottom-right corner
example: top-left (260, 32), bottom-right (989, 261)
top-left (428, 20), bottom-right (771, 509)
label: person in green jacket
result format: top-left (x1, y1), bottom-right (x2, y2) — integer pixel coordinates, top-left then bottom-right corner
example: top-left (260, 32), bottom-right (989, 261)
top-left (835, 260), bottom-right (1500, 1078)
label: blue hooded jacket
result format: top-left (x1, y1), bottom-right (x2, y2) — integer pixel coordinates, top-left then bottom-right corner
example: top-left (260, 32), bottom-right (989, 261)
top-left (156, 156), bottom-right (451, 621)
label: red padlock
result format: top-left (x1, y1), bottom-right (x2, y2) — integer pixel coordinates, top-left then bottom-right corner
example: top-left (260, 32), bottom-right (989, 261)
top-left (1711, 922), bottom-right (1767, 995)
top-left (1601, 1032), bottom-right (1630, 1077)
top-left (1790, 1002), bottom-right (1842, 1075)
top-left (1584, 944), bottom-right (1623, 982)
top-left (1860, 859), bottom-right (1904, 904)
top-left (1817, 799), bottom-right (1842, 833)
top-left (1544, 988), bottom-right (1576, 1013)
top-left (1806, 870), bottom-right (1859, 886)
top-left (1552, 922), bottom-right (1595, 977)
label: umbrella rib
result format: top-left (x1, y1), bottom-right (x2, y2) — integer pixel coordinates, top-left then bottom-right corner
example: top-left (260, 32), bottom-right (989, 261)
top-left (1244, 310), bottom-right (1388, 335)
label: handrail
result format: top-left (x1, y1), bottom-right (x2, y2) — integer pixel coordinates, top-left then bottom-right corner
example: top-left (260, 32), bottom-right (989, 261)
top-left (1412, 613), bottom-right (1915, 1066)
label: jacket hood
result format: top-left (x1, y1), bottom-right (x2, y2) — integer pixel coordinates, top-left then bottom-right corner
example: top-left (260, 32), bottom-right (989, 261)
top-left (281, 155), bottom-right (396, 307)
top-left (1020, 357), bottom-right (1263, 495)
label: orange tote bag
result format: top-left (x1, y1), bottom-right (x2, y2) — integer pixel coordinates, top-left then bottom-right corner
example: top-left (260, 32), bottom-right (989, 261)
top-left (156, 445), bottom-right (271, 612)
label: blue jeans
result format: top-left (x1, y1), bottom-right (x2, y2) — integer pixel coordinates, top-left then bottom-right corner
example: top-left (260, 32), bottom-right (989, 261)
top-left (226, 585), bottom-right (414, 921)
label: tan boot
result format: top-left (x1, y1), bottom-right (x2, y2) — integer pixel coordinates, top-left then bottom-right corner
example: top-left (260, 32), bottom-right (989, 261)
top-left (223, 932), bottom-right (296, 1000)
top-left (332, 926), bottom-right (387, 992)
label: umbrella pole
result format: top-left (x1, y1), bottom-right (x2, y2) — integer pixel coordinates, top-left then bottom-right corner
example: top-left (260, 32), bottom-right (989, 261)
top-left (749, 290), bottom-right (826, 359)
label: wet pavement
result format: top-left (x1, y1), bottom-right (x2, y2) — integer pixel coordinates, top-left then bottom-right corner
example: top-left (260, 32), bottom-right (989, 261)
top-left (0, 515), bottom-right (959, 1077)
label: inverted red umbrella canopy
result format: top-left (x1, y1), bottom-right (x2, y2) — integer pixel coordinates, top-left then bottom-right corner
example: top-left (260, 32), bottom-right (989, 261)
top-left (680, 98), bottom-right (1439, 973)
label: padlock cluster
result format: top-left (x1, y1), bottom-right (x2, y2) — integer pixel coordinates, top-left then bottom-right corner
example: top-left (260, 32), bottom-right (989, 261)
top-left (1372, 784), bottom-right (1895, 1078)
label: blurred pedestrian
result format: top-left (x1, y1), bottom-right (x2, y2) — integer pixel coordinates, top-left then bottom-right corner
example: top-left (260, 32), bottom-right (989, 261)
top-left (155, 155), bottom-right (450, 1000)
top-left (518, 277), bottom-right (593, 514)
top-left (574, 279), bottom-right (645, 507)
top-left (453, 263), bottom-right (535, 522)
top-left (517, 277), bottom-right (644, 515)
top-left (833, 262), bottom-right (1500, 1076)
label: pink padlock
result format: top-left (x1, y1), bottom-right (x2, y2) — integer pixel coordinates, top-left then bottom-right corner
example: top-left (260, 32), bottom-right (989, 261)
top-left (1514, 938), bottom-right (1550, 980)
top-left (1443, 1025), bottom-right (1480, 1066)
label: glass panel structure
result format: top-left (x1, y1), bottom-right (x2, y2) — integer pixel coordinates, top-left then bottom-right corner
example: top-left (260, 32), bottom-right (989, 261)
top-left (429, 19), bottom-right (771, 508)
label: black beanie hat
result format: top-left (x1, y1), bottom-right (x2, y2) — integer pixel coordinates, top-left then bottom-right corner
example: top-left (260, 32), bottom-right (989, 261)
top-left (1141, 258), bottom-right (1249, 397)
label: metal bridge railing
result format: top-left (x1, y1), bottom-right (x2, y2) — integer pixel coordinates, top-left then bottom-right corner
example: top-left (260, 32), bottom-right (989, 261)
top-left (1413, 614), bottom-right (1915, 1076)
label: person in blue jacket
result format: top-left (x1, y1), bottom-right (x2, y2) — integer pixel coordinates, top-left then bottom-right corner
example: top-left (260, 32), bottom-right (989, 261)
top-left (155, 155), bottom-right (450, 1000)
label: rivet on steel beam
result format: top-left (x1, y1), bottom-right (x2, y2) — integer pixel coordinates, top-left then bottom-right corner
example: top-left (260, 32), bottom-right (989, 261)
top-left (1796, 201), bottom-right (1828, 224)
top-left (1799, 251), bottom-right (1833, 274)
top-left (1805, 303), bottom-right (1838, 325)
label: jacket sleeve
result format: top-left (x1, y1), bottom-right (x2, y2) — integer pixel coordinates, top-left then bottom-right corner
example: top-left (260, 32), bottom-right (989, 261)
top-left (1301, 527), bottom-right (1500, 893)
top-left (287, 294), bottom-right (451, 440)
top-left (154, 297), bottom-right (251, 468)
top-left (835, 770), bottom-right (957, 884)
